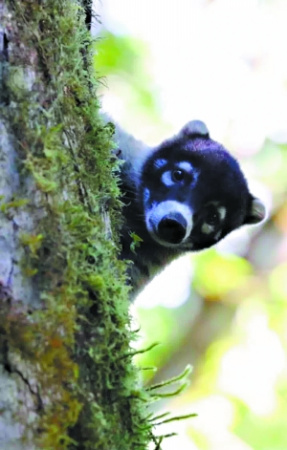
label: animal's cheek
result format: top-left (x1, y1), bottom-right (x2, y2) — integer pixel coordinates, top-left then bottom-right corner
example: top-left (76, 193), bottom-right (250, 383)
top-left (141, 182), bottom-right (170, 206)
top-left (175, 185), bottom-right (194, 204)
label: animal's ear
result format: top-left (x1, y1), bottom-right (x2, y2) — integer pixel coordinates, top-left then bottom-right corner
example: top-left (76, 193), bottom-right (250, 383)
top-left (244, 196), bottom-right (266, 225)
top-left (180, 120), bottom-right (210, 138)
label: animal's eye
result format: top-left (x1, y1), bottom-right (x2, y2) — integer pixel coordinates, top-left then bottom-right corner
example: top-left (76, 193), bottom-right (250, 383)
top-left (161, 168), bottom-right (189, 186)
top-left (205, 209), bottom-right (220, 226)
top-left (172, 169), bottom-right (185, 182)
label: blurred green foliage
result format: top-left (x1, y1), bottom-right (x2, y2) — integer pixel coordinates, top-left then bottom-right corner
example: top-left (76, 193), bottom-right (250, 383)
top-left (253, 140), bottom-right (287, 195)
top-left (94, 32), bottom-right (158, 115)
top-left (192, 250), bottom-right (252, 300)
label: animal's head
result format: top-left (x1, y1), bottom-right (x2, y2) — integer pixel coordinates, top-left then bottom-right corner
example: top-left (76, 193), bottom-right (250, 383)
top-left (139, 121), bottom-right (266, 251)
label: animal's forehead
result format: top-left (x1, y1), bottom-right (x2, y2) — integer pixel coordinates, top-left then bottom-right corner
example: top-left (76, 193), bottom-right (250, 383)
top-left (152, 139), bottom-right (232, 167)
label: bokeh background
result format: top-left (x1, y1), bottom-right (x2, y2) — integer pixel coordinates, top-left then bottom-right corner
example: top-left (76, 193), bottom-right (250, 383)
top-left (93, 1), bottom-right (287, 448)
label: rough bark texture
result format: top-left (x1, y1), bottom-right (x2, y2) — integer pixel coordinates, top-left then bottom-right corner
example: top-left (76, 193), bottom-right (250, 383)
top-left (0, 1), bottom-right (152, 449)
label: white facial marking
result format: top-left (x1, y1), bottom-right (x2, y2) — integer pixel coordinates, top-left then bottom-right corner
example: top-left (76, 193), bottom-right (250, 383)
top-left (143, 188), bottom-right (150, 205)
top-left (214, 230), bottom-right (222, 241)
top-left (201, 223), bottom-right (214, 234)
top-left (218, 206), bottom-right (226, 220)
top-left (146, 200), bottom-right (193, 247)
top-left (177, 161), bottom-right (193, 172)
top-left (154, 158), bottom-right (168, 169)
top-left (161, 171), bottom-right (174, 187)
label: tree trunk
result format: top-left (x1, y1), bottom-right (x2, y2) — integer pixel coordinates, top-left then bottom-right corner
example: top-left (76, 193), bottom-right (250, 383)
top-left (0, 1), bottom-right (151, 448)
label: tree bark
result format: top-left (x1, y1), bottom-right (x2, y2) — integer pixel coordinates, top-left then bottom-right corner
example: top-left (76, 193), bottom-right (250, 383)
top-left (0, 1), bottom-right (151, 448)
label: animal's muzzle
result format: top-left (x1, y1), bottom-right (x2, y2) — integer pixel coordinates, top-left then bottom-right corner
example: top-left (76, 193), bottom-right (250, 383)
top-left (146, 200), bottom-right (193, 247)
top-left (157, 213), bottom-right (187, 244)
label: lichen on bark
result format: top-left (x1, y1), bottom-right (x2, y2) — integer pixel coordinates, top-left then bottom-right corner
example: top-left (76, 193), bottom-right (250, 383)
top-left (0, 1), bottom-right (152, 448)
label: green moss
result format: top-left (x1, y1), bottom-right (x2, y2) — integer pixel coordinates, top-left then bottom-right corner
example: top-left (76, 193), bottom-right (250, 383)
top-left (0, 198), bottom-right (29, 212)
top-left (2, 0), bottom-right (153, 448)
top-left (20, 233), bottom-right (44, 255)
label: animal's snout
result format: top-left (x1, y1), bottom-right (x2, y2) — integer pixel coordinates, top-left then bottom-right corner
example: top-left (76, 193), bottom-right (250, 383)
top-left (157, 213), bottom-right (187, 244)
top-left (146, 200), bottom-right (193, 247)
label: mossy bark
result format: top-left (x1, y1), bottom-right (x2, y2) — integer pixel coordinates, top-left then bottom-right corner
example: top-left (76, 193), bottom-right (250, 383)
top-left (0, 1), bottom-right (152, 449)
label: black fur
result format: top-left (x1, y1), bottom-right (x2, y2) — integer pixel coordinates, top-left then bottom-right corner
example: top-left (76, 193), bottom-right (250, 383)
top-left (114, 120), bottom-right (266, 293)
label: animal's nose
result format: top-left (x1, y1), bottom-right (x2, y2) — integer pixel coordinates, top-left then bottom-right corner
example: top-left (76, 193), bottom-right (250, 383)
top-left (157, 213), bottom-right (187, 244)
